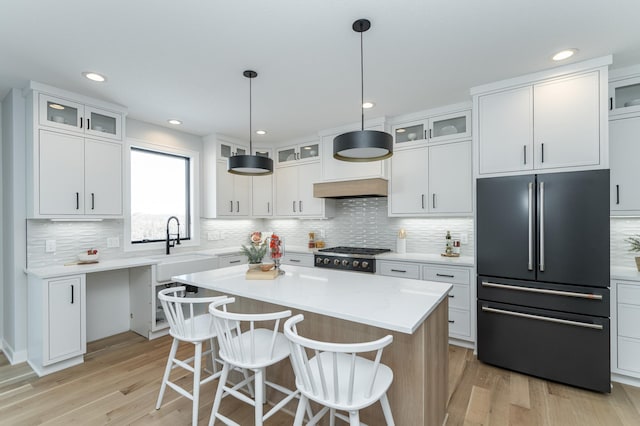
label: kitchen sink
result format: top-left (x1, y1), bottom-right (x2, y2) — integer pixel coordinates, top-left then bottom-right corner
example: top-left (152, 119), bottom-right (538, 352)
top-left (151, 253), bottom-right (218, 282)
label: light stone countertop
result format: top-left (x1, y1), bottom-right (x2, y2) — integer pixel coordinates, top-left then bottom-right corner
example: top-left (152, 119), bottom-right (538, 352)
top-left (376, 252), bottom-right (474, 267)
top-left (26, 257), bottom-right (160, 279)
top-left (611, 266), bottom-right (640, 282)
top-left (174, 264), bottom-right (452, 334)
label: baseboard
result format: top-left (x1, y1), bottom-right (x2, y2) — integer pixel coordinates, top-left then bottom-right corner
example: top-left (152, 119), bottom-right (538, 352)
top-left (448, 337), bottom-right (475, 350)
top-left (28, 355), bottom-right (84, 377)
top-left (1, 338), bottom-right (28, 365)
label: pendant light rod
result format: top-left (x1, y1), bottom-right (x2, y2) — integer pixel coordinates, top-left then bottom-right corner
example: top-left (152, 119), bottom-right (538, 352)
top-left (243, 69), bottom-right (257, 153)
top-left (360, 23), bottom-right (364, 131)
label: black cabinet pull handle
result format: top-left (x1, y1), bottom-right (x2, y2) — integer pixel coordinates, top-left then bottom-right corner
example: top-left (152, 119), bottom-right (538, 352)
top-left (390, 269), bottom-right (407, 273)
top-left (289, 259), bottom-right (301, 263)
top-left (609, 97), bottom-right (613, 111)
top-left (436, 273), bottom-right (455, 278)
top-left (448, 320), bottom-right (454, 324)
top-left (429, 128), bottom-right (432, 138)
top-left (71, 284), bottom-right (74, 304)
top-left (76, 192), bottom-right (79, 210)
top-left (523, 145), bottom-right (527, 164)
top-left (421, 194), bottom-right (425, 209)
top-left (293, 201), bottom-right (296, 212)
top-left (229, 260), bottom-right (241, 264)
top-left (91, 193), bottom-right (95, 210)
top-left (448, 294), bottom-right (454, 298)
top-left (432, 193), bottom-right (436, 209)
top-left (267, 202), bottom-right (270, 213)
top-left (80, 117), bottom-right (83, 129)
top-left (299, 200), bottom-right (302, 212)
top-left (616, 185), bottom-right (620, 205)
top-left (230, 201), bottom-right (233, 213)
top-left (541, 143), bottom-right (544, 163)
top-left (236, 201), bottom-right (239, 212)
top-left (87, 118), bottom-right (90, 130)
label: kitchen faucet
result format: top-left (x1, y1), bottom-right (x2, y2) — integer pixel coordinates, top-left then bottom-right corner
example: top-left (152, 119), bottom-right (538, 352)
top-left (166, 216), bottom-right (181, 254)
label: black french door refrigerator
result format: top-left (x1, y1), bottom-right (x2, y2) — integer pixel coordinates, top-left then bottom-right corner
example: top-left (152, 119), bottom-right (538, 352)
top-left (477, 169), bottom-right (610, 393)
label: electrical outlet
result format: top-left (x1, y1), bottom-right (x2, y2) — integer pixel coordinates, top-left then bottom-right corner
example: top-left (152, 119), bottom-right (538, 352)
top-left (460, 233), bottom-right (468, 245)
top-left (318, 229), bottom-right (325, 239)
top-left (45, 240), bottom-right (56, 253)
top-left (107, 237), bottom-right (120, 248)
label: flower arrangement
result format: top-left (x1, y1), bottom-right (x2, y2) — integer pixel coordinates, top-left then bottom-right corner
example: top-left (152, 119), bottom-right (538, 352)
top-left (269, 233), bottom-right (283, 259)
top-left (241, 232), bottom-right (268, 264)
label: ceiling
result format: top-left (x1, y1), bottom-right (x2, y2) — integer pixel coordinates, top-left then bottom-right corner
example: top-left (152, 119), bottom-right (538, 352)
top-left (1, 0), bottom-right (640, 143)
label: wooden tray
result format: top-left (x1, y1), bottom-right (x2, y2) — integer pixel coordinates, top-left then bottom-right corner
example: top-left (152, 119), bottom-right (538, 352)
top-left (246, 269), bottom-right (279, 280)
top-left (440, 253), bottom-right (460, 258)
top-left (64, 260), bottom-right (100, 266)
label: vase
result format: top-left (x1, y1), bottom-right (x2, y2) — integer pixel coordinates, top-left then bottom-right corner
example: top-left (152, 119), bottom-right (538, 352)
top-left (267, 236), bottom-right (285, 275)
top-left (635, 257), bottom-right (640, 272)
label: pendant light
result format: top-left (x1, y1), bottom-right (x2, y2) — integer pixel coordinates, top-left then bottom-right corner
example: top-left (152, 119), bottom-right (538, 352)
top-left (334, 19), bottom-right (393, 162)
top-left (228, 70), bottom-right (274, 175)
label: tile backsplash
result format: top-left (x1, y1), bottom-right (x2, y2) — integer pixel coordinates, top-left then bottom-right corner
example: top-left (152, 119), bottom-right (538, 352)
top-left (611, 217), bottom-right (640, 268)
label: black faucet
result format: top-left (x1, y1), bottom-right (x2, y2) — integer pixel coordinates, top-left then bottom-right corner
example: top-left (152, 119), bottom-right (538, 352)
top-left (166, 216), bottom-right (181, 254)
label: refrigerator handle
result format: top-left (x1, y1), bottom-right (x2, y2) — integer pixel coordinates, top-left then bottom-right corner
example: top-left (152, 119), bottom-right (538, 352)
top-left (539, 181), bottom-right (545, 272)
top-left (528, 182), bottom-right (533, 271)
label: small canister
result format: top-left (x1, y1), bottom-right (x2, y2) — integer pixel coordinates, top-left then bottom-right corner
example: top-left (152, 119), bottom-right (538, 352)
top-left (453, 240), bottom-right (461, 255)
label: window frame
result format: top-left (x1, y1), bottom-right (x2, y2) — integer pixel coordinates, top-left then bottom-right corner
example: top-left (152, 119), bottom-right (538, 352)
top-left (124, 138), bottom-right (200, 252)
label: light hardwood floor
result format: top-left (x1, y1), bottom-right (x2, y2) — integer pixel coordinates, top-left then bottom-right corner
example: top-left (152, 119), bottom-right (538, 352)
top-left (0, 332), bottom-right (639, 425)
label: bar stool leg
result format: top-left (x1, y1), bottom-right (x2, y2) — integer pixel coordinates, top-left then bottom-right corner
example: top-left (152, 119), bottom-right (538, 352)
top-left (380, 393), bottom-right (395, 425)
top-left (156, 338), bottom-right (180, 409)
top-left (254, 368), bottom-right (264, 426)
top-left (330, 408), bottom-right (336, 426)
top-left (293, 394), bottom-right (308, 426)
top-left (209, 362), bottom-right (230, 426)
top-left (192, 342), bottom-right (202, 426)
top-left (348, 410), bottom-right (359, 426)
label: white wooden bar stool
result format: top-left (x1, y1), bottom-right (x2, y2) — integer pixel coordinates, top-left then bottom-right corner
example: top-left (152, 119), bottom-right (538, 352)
top-left (284, 314), bottom-right (395, 426)
top-left (156, 286), bottom-right (227, 426)
top-left (208, 297), bottom-right (301, 426)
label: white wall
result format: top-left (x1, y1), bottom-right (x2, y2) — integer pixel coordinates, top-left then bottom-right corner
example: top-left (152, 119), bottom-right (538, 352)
top-left (2, 89), bottom-right (27, 363)
top-left (0, 99), bottom-right (3, 352)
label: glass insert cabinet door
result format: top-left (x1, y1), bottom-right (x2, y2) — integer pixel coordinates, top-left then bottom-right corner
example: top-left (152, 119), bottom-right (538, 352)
top-left (299, 143), bottom-right (319, 160)
top-left (219, 143), bottom-right (248, 158)
top-left (429, 110), bottom-right (470, 142)
top-left (393, 122), bottom-right (425, 145)
top-left (277, 146), bottom-right (297, 164)
top-left (39, 94), bottom-right (83, 130)
top-left (610, 77), bottom-right (640, 113)
top-left (85, 107), bottom-right (122, 140)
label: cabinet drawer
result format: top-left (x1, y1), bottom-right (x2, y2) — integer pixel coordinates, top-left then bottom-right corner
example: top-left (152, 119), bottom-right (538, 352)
top-left (448, 284), bottom-right (470, 310)
top-left (281, 253), bottom-right (314, 268)
top-left (378, 261), bottom-right (420, 280)
top-left (618, 283), bottom-right (640, 306)
top-left (423, 265), bottom-right (470, 285)
top-left (619, 303), bottom-right (640, 339)
top-left (218, 254), bottom-right (246, 268)
top-left (618, 337), bottom-right (640, 373)
top-left (448, 308), bottom-right (471, 337)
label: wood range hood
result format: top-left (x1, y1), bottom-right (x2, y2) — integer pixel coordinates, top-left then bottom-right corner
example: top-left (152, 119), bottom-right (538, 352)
top-left (313, 178), bottom-right (388, 199)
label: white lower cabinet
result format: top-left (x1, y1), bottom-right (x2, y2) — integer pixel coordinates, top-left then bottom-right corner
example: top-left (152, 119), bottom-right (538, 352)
top-left (218, 253), bottom-right (247, 268)
top-left (28, 274), bottom-right (87, 376)
top-left (612, 280), bottom-right (640, 379)
top-left (281, 251), bottom-right (314, 268)
top-left (377, 260), bottom-right (474, 343)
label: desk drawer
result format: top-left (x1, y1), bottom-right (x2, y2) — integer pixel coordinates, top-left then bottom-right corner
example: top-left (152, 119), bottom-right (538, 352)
top-left (378, 261), bottom-right (420, 280)
top-left (423, 265), bottom-right (470, 285)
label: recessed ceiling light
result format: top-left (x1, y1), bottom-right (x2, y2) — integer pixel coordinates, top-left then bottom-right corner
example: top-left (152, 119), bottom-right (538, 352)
top-left (396, 128), bottom-right (406, 133)
top-left (49, 103), bottom-right (65, 110)
top-left (82, 71), bottom-right (107, 82)
top-left (256, 130), bottom-right (267, 135)
top-left (362, 101), bottom-right (375, 109)
top-left (167, 119), bottom-right (182, 125)
top-left (552, 48), bottom-right (578, 61)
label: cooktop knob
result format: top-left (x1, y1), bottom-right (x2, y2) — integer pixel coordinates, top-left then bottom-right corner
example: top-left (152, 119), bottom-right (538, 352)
top-left (342, 259), bottom-right (349, 266)
top-left (316, 257), bottom-right (322, 264)
top-left (352, 260), bottom-right (360, 267)
top-left (334, 259), bottom-right (341, 266)
top-left (323, 258), bottom-right (330, 265)
top-left (361, 261), bottom-right (369, 268)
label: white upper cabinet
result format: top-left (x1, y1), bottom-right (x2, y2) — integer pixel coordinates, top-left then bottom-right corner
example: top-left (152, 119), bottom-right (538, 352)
top-left (252, 147), bottom-right (273, 217)
top-left (610, 116), bottom-right (640, 214)
top-left (473, 57), bottom-right (611, 176)
top-left (609, 75), bottom-right (640, 116)
top-left (84, 138), bottom-right (123, 216)
top-left (275, 161), bottom-right (328, 218)
top-left (216, 161), bottom-right (251, 217)
top-left (392, 109), bottom-right (471, 149)
top-left (389, 140), bottom-right (472, 217)
top-left (477, 86), bottom-right (533, 174)
top-left (39, 94), bottom-right (122, 140)
top-left (276, 141), bottom-right (320, 166)
top-left (428, 141), bottom-right (473, 214)
top-left (533, 72), bottom-right (600, 170)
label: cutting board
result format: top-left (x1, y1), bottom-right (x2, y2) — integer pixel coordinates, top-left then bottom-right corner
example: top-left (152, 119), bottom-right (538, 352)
top-left (64, 260), bottom-right (100, 266)
top-left (245, 269), bottom-right (279, 280)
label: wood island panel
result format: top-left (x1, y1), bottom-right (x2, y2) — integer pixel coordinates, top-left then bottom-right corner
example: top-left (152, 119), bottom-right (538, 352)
top-left (218, 293), bottom-right (449, 425)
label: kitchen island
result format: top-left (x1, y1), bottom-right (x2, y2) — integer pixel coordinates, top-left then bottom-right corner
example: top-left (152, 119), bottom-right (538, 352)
top-left (174, 264), bottom-right (452, 425)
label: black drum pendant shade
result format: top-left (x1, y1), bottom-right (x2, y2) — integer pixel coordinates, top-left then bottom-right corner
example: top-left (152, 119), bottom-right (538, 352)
top-left (334, 19), bottom-right (393, 162)
top-left (228, 70), bottom-right (274, 176)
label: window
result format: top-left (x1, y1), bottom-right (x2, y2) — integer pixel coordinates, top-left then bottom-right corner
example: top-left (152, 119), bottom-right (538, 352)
top-left (130, 147), bottom-right (191, 243)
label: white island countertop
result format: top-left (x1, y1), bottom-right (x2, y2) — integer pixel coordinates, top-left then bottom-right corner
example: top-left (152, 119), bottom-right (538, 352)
top-left (174, 264), bottom-right (452, 334)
